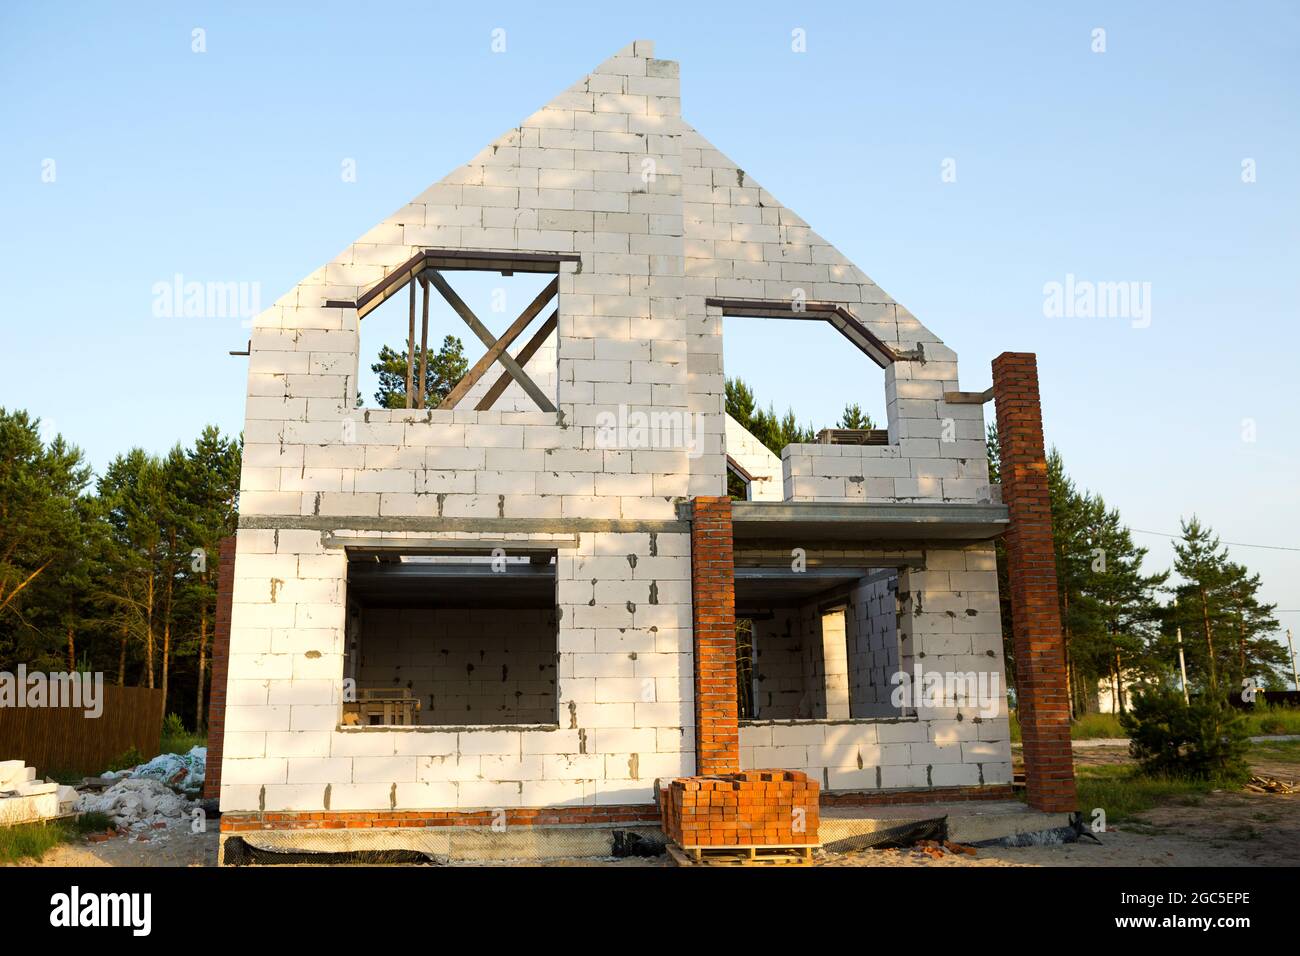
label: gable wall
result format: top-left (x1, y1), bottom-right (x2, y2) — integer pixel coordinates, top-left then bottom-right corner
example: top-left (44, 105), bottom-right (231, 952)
top-left (223, 41), bottom-right (1009, 813)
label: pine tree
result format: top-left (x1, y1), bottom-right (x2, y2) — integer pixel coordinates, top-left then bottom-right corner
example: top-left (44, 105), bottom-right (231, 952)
top-left (173, 427), bottom-right (241, 728)
top-left (1085, 504), bottom-right (1168, 710)
top-left (724, 377), bottom-right (821, 457)
top-left (0, 410), bottom-right (93, 671)
top-left (1169, 516), bottom-right (1233, 695)
top-left (987, 429), bottom-right (1167, 715)
top-left (837, 403), bottom-right (875, 430)
top-left (372, 336), bottom-right (469, 408)
top-left (1220, 562), bottom-right (1285, 692)
top-left (1169, 517), bottom-right (1284, 698)
top-left (96, 449), bottom-right (170, 688)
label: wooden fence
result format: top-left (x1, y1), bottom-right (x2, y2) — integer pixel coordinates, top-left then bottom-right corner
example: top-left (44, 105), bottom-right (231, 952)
top-left (0, 683), bottom-right (165, 777)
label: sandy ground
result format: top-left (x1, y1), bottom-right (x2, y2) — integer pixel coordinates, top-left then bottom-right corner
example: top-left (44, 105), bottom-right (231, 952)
top-left (15, 743), bottom-right (1297, 868)
top-left (14, 828), bottom-right (220, 867)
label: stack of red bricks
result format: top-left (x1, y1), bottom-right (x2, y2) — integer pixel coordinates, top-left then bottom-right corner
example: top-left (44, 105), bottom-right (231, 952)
top-left (660, 771), bottom-right (820, 848)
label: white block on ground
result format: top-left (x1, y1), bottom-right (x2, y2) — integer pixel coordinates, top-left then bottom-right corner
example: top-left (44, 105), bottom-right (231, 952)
top-left (0, 791), bottom-right (60, 827)
top-left (0, 760), bottom-right (25, 788)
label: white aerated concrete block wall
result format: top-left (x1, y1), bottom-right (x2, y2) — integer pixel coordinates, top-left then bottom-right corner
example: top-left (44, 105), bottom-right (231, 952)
top-left (780, 381), bottom-right (992, 503)
top-left (221, 528), bottom-right (694, 812)
top-left (739, 546), bottom-right (1012, 792)
top-left (240, 39), bottom-right (690, 528)
top-left (723, 414), bottom-right (782, 500)
top-left (225, 38), bottom-right (1012, 810)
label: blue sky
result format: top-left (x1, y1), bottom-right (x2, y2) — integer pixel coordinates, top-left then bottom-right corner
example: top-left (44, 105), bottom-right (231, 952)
top-left (2, 2), bottom-right (1297, 667)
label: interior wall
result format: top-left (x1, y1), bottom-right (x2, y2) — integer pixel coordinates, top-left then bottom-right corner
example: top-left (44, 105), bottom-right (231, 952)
top-left (751, 605), bottom-right (826, 719)
top-left (845, 571), bottom-right (903, 718)
top-left (356, 606), bottom-right (557, 725)
top-left (819, 609), bottom-right (850, 719)
top-left (747, 568), bottom-right (903, 722)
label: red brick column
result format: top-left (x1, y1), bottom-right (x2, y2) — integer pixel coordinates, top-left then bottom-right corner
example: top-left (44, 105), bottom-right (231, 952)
top-left (992, 353), bottom-right (1077, 813)
top-left (203, 535), bottom-right (236, 801)
top-left (690, 496), bottom-right (740, 775)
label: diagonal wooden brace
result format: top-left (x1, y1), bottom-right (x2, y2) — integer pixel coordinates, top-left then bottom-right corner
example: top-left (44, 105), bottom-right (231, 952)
top-left (476, 310), bottom-right (558, 411)
top-left (427, 272), bottom-right (558, 412)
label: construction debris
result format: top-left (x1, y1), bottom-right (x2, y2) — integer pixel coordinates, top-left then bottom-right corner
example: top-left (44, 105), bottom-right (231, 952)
top-left (68, 747), bottom-right (208, 839)
top-left (910, 840), bottom-right (978, 860)
top-left (104, 746), bottom-right (207, 796)
top-left (76, 778), bottom-right (197, 836)
top-left (1246, 775), bottom-right (1296, 794)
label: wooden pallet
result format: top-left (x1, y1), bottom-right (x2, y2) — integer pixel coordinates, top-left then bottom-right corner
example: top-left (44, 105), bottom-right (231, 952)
top-left (667, 842), bottom-right (817, 867)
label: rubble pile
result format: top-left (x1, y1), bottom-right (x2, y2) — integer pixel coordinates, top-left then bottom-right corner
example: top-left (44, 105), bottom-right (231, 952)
top-left (105, 746), bottom-right (206, 797)
top-left (77, 777), bottom-right (196, 836)
top-left (78, 746), bottom-right (207, 837)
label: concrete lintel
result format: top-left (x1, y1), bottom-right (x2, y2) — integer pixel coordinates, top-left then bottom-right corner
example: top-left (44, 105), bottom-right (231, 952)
top-left (740, 715), bottom-right (921, 728)
top-left (335, 723), bottom-right (561, 734)
top-left (325, 534), bottom-right (580, 554)
top-left (729, 500), bottom-right (1010, 543)
top-left (240, 515), bottom-right (689, 534)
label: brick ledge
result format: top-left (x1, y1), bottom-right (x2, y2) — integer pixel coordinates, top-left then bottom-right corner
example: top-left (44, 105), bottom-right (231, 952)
top-left (220, 805), bottom-right (661, 832)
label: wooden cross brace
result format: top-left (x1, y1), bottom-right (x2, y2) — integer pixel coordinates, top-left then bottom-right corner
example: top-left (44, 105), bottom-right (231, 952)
top-left (423, 271), bottom-right (558, 413)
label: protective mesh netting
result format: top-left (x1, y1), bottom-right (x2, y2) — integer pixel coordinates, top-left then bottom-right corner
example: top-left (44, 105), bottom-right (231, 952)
top-left (223, 825), bottom-right (666, 865)
top-left (819, 816), bottom-right (947, 853)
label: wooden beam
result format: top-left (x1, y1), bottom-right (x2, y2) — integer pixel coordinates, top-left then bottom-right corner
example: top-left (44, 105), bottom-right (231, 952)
top-left (943, 388), bottom-right (993, 405)
top-left (405, 279), bottom-right (416, 409)
top-left (428, 273), bottom-right (558, 412)
top-left (475, 310), bottom-right (558, 411)
top-left (347, 250), bottom-right (580, 318)
top-left (417, 276), bottom-right (430, 409)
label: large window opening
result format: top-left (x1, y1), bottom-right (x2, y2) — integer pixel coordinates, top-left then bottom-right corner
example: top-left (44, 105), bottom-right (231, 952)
top-left (347, 251), bottom-right (573, 414)
top-left (737, 564), bottom-right (906, 721)
top-left (343, 546), bottom-right (559, 727)
top-left (718, 302), bottom-right (891, 463)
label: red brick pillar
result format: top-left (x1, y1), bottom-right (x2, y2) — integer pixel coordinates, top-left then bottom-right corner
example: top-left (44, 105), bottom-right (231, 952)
top-left (690, 496), bottom-right (740, 775)
top-left (991, 353), bottom-right (1077, 813)
top-left (203, 535), bottom-right (236, 801)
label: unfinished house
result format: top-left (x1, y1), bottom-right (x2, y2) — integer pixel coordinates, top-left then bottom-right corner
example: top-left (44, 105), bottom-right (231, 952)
top-left (212, 41), bottom-right (1077, 861)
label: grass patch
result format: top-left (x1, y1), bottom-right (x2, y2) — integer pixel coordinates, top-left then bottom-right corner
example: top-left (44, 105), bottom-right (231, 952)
top-left (1008, 709), bottom-right (1125, 742)
top-left (1010, 706), bottom-right (1300, 744)
top-left (1249, 739), bottom-right (1300, 764)
top-left (1074, 764), bottom-right (1223, 823)
top-left (1239, 705), bottom-right (1300, 737)
top-left (72, 811), bottom-right (113, 835)
top-left (0, 812), bottom-right (119, 864)
top-left (1071, 712), bottom-right (1125, 739)
top-left (159, 730), bottom-right (206, 755)
top-left (0, 821), bottom-right (71, 864)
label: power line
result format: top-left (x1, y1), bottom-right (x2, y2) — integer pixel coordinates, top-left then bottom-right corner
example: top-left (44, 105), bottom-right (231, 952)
top-left (1129, 528), bottom-right (1300, 553)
